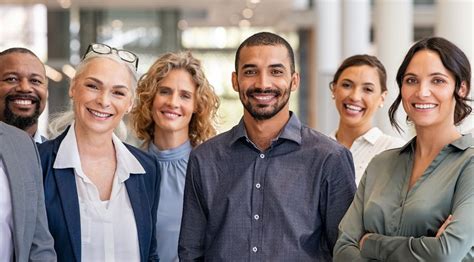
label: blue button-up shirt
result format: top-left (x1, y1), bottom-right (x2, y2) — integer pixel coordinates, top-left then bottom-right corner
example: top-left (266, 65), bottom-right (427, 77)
top-left (178, 113), bottom-right (356, 261)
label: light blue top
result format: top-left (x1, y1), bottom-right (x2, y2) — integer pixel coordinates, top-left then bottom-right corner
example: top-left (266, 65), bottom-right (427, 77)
top-left (148, 140), bottom-right (192, 262)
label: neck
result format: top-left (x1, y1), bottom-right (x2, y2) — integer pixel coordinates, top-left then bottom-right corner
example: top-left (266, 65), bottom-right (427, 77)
top-left (414, 123), bottom-right (461, 157)
top-left (74, 124), bottom-right (115, 156)
top-left (336, 122), bottom-right (372, 149)
top-left (24, 124), bottom-right (38, 138)
top-left (153, 128), bottom-right (189, 150)
top-left (243, 108), bottom-right (290, 151)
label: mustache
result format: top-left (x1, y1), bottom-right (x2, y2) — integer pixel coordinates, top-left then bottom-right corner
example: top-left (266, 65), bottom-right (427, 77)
top-left (6, 94), bottom-right (40, 103)
top-left (246, 88), bottom-right (281, 97)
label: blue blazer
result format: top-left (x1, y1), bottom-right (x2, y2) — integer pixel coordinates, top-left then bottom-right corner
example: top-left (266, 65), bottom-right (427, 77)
top-left (38, 127), bottom-right (160, 262)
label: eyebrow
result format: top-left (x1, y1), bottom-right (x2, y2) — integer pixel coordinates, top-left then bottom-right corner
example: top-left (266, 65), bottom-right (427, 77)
top-left (241, 63), bottom-right (287, 70)
top-left (403, 72), bottom-right (450, 78)
top-left (2, 71), bottom-right (45, 79)
top-left (85, 77), bottom-right (129, 89)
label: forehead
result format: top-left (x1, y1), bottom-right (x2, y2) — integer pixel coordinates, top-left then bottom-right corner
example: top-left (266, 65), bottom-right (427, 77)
top-left (340, 65), bottom-right (380, 81)
top-left (238, 45), bottom-right (291, 68)
top-left (406, 50), bottom-right (448, 73)
top-left (0, 52), bottom-right (45, 75)
top-left (79, 57), bottom-right (133, 84)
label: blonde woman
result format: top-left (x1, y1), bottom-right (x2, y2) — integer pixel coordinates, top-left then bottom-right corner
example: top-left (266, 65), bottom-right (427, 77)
top-left (131, 51), bottom-right (219, 262)
top-left (38, 43), bottom-right (160, 262)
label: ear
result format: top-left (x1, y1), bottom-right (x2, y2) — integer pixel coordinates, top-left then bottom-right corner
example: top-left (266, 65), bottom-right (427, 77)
top-left (380, 90), bottom-right (388, 106)
top-left (126, 99), bottom-right (134, 114)
top-left (232, 72), bottom-right (239, 92)
top-left (290, 72), bottom-right (300, 92)
top-left (68, 84), bottom-right (75, 98)
top-left (458, 81), bottom-right (468, 98)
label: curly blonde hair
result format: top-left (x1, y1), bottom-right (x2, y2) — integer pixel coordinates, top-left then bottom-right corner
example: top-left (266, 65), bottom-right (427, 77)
top-left (131, 51), bottom-right (220, 147)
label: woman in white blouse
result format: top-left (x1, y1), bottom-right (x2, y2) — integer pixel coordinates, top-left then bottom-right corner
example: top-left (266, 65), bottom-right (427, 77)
top-left (38, 43), bottom-right (160, 262)
top-left (329, 54), bottom-right (405, 185)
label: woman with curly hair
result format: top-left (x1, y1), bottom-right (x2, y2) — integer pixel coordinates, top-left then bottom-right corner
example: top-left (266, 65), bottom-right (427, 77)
top-left (131, 51), bottom-right (219, 262)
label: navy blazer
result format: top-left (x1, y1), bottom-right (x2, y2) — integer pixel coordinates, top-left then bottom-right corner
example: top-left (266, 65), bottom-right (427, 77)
top-left (38, 127), bottom-right (160, 262)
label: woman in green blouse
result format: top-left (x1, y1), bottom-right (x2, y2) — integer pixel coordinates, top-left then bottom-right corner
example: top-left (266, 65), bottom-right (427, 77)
top-left (334, 37), bottom-right (474, 261)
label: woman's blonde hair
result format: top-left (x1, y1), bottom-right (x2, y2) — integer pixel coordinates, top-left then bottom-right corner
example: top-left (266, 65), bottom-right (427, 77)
top-left (48, 53), bottom-right (137, 139)
top-left (131, 51), bottom-right (220, 147)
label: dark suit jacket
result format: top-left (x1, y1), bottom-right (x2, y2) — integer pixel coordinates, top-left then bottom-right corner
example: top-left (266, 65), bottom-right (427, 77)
top-left (38, 127), bottom-right (160, 262)
top-left (0, 122), bottom-right (56, 262)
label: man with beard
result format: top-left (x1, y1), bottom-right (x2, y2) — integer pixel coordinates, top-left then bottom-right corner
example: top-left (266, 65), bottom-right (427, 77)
top-left (0, 48), bottom-right (48, 143)
top-left (179, 32), bottom-right (356, 261)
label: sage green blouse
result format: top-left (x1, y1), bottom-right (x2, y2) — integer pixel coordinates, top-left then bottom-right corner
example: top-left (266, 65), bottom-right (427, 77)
top-left (334, 134), bottom-right (474, 262)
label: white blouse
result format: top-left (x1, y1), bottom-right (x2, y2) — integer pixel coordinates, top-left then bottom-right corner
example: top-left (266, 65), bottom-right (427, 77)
top-left (53, 123), bottom-right (145, 262)
top-left (329, 127), bottom-right (405, 186)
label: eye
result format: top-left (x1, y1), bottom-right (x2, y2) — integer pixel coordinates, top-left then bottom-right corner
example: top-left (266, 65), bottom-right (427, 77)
top-left (30, 78), bottom-right (43, 85)
top-left (3, 76), bottom-right (18, 83)
top-left (341, 82), bottom-right (352, 89)
top-left (113, 90), bottom-right (126, 97)
top-left (404, 77), bottom-right (418, 85)
top-left (363, 86), bottom-right (374, 93)
top-left (243, 69), bottom-right (257, 76)
top-left (271, 69), bottom-right (283, 76)
top-left (86, 83), bottom-right (99, 90)
top-left (181, 92), bottom-right (193, 100)
top-left (158, 88), bottom-right (171, 95)
top-left (432, 78), bottom-right (446, 85)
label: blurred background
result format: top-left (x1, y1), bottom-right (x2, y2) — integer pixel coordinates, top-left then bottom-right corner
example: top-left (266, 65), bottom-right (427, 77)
top-left (1, 0), bottom-right (473, 141)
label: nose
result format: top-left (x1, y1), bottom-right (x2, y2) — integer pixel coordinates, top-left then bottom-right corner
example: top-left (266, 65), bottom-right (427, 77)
top-left (166, 92), bottom-right (179, 108)
top-left (255, 73), bottom-right (271, 89)
top-left (417, 81), bottom-right (431, 97)
top-left (15, 78), bottom-right (33, 92)
top-left (96, 90), bottom-right (111, 108)
top-left (348, 87), bottom-right (362, 101)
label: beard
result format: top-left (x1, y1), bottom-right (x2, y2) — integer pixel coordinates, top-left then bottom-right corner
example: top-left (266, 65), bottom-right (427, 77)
top-left (240, 84), bottom-right (292, 121)
top-left (3, 95), bottom-right (41, 131)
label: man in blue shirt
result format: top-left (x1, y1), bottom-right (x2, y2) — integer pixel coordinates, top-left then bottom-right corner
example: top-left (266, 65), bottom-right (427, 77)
top-left (178, 32), bottom-right (356, 261)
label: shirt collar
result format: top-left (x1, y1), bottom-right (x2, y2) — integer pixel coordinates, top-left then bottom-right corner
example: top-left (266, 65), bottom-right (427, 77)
top-left (54, 122), bottom-right (145, 182)
top-left (360, 127), bottom-right (383, 145)
top-left (229, 112), bottom-right (302, 146)
top-left (400, 133), bottom-right (473, 154)
top-left (33, 130), bottom-right (46, 143)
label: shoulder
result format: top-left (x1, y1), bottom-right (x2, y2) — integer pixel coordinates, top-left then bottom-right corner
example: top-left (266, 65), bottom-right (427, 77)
top-left (378, 132), bottom-right (406, 148)
top-left (300, 124), bottom-right (349, 155)
top-left (0, 122), bottom-right (32, 142)
top-left (125, 143), bottom-right (157, 167)
top-left (191, 129), bottom-right (234, 156)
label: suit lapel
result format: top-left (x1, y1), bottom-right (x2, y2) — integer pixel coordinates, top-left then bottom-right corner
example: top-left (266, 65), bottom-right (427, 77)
top-left (54, 168), bottom-right (82, 262)
top-left (126, 175), bottom-right (147, 261)
top-left (0, 129), bottom-right (30, 256)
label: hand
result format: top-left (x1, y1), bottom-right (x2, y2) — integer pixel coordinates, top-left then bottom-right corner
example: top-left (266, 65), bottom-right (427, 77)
top-left (436, 214), bottom-right (453, 238)
top-left (359, 233), bottom-right (372, 250)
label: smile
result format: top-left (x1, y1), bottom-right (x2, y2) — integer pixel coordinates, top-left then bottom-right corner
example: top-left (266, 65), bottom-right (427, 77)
top-left (87, 108), bottom-right (113, 118)
top-left (344, 103), bottom-right (364, 112)
top-left (413, 103), bottom-right (437, 109)
top-left (161, 110), bottom-right (182, 119)
top-left (13, 99), bottom-right (33, 105)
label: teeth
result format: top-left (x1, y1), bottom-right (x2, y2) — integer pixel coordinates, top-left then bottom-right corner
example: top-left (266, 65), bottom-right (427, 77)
top-left (89, 109), bottom-right (111, 118)
top-left (14, 99), bottom-right (32, 105)
top-left (163, 112), bottom-right (180, 118)
top-left (254, 95), bottom-right (273, 101)
top-left (414, 104), bottom-right (436, 109)
top-left (346, 104), bottom-right (363, 111)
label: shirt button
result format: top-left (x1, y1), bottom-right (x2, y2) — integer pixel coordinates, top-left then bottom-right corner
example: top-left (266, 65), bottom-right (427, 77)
top-left (260, 154), bottom-right (265, 159)
top-left (254, 214), bottom-right (260, 220)
top-left (255, 183), bottom-right (261, 189)
top-left (252, 246), bottom-right (258, 253)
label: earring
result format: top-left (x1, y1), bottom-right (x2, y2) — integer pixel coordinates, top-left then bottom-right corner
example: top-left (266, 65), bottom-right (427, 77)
top-left (331, 94), bottom-right (335, 99)
top-left (379, 104), bottom-right (384, 108)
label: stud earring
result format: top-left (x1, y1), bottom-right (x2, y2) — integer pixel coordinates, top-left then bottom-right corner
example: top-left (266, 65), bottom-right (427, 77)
top-left (379, 104), bottom-right (384, 108)
top-left (331, 94), bottom-right (335, 99)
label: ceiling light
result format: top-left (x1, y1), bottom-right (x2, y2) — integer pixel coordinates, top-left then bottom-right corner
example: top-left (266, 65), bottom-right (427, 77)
top-left (242, 8), bottom-right (254, 19)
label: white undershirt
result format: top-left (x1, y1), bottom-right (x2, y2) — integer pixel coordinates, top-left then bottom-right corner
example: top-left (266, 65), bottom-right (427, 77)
top-left (330, 127), bottom-right (406, 185)
top-left (0, 160), bottom-right (14, 262)
top-left (53, 123), bottom-right (145, 262)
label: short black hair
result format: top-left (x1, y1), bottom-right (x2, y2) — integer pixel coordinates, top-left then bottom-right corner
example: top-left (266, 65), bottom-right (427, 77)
top-left (0, 47), bottom-right (39, 59)
top-left (389, 37), bottom-right (472, 132)
top-left (234, 32), bottom-right (295, 75)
